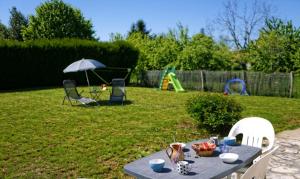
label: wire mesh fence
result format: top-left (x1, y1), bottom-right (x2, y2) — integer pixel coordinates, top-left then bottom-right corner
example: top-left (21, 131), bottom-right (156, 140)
top-left (137, 70), bottom-right (299, 98)
top-left (294, 73), bottom-right (300, 98)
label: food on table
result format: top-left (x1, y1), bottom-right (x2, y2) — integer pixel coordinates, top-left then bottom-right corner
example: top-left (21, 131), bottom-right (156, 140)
top-left (192, 141), bottom-right (216, 156)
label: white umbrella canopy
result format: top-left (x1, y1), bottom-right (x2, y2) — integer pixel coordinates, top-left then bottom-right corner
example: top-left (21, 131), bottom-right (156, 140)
top-left (63, 58), bottom-right (106, 73)
top-left (63, 58), bottom-right (107, 86)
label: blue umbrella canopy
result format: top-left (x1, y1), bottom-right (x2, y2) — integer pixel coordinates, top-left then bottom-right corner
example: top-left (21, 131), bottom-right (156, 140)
top-left (63, 58), bottom-right (106, 73)
top-left (63, 58), bottom-right (106, 87)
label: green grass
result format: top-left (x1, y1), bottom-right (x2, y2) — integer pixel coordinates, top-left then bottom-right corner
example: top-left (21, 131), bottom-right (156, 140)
top-left (0, 87), bottom-right (300, 178)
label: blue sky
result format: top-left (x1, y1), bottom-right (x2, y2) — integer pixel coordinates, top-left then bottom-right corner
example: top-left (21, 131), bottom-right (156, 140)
top-left (0, 0), bottom-right (299, 41)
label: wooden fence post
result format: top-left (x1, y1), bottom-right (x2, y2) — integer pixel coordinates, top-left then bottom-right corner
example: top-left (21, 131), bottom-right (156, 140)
top-left (200, 70), bottom-right (204, 91)
top-left (289, 71), bottom-right (293, 98)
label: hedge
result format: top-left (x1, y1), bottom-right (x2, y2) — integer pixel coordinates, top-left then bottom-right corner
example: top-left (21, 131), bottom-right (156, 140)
top-left (0, 39), bottom-right (139, 90)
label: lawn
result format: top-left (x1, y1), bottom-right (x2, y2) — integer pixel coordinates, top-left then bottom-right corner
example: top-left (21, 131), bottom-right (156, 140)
top-left (0, 87), bottom-right (300, 178)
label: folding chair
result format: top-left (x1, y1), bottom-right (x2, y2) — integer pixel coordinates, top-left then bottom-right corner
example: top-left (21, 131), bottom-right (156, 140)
top-left (62, 80), bottom-right (98, 106)
top-left (109, 78), bottom-right (126, 105)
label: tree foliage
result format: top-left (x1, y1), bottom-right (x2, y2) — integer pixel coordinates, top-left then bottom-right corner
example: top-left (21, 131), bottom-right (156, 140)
top-left (127, 25), bottom-right (234, 72)
top-left (127, 32), bottom-right (180, 71)
top-left (178, 34), bottom-right (232, 70)
top-left (22, 0), bottom-right (95, 40)
top-left (167, 23), bottom-right (190, 47)
top-left (109, 32), bottom-right (125, 42)
top-left (249, 18), bottom-right (300, 72)
top-left (0, 22), bottom-right (10, 39)
top-left (9, 7), bottom-right (28, 41)
top-left (128, 19), bottom-right (151, 37)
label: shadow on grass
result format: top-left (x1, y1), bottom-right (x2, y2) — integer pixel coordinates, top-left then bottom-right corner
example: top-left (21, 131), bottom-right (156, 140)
top-left (96, 100), bottom-right (133, 106)
top-left (63, 100), bottom-right (133, 107)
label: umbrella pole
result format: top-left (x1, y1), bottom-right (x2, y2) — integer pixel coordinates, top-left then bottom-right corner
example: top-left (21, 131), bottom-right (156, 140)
top-left (85, 70), bottom-right (90, 87)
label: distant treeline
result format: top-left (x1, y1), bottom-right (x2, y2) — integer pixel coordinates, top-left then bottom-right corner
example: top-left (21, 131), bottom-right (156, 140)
top-left (122, 18), bottom-right (300, 74)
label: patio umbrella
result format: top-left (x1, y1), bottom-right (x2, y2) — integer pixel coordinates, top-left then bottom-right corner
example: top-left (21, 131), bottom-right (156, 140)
top-left (63, 58), bottom-right (106, 86)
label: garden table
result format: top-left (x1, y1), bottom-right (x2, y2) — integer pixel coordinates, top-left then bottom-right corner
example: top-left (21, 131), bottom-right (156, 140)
top-left (89, 86), bottom-right (104, 100)
top-left (124, 139), bottom-right (261, 179)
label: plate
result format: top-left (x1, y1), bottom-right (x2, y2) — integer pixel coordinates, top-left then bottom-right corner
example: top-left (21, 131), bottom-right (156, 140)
top-left (170, 142), bottom-right (186, 148)
top-left (219, 153), bottom-right (239, 163)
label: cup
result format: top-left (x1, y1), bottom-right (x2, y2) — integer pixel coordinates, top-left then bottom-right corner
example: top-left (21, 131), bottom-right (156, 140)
top-left (176, 161), bottom-right (192, 175)
top-left (149, 159), bottom-right (165, 172)
top-left (210, 136), bottom-right (219, 146)
top-left (219, 143), bottom-right (230, 153)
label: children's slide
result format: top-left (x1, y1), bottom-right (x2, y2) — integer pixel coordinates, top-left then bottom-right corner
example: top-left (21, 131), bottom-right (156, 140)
top-left (168, 72), bottom-right (184, 92)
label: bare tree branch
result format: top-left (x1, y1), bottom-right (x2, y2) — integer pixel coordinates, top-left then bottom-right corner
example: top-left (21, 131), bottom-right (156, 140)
top-left (216, 0), bottom-right (273, 49)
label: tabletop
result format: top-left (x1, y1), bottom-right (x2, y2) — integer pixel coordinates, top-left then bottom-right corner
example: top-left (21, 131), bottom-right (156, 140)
top-left (124, 139), bottom-right (262, 179)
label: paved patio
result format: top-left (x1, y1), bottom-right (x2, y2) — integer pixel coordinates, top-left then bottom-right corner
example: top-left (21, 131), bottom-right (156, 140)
top-left (267, 128), bottom-right (300, 179)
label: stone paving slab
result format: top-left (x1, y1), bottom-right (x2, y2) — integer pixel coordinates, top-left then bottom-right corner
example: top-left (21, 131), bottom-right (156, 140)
top-left (267, 128), bottom-right (300, 179)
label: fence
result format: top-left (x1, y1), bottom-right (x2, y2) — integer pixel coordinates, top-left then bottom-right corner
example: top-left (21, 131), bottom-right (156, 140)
top-left (138, 70), bottom-right (299, 98)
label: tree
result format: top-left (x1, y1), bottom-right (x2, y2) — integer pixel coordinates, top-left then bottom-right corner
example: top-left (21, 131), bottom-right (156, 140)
top-left (127, 32), bottom-right (153, 72)
top-left (167, 23), bottom-right (189, 48)
top-left (249, 18), bottom-right (300, 72)
top-left (109, 32), bottom-right (125, 42)
top-left (249, 31), bottom-right (291, 72)
top-left (127, 29), bottom-right (233, 72)
top-left (22, 0), bottom-right (95, 40)
top-left (178, 34), bottom-right (232, 70)
top-left (9, 7), bottom-right (28, 41)
top-left (0, 22), bottom-right (10, 39)
top-left (262, 17), bottom-right (300, 42)
top-left (217, 0), bottom-right (272, 49)
top-left (293, 49), bottom-right (300, 71)
top-left (127, 32), bottom-right (180, 71)
top-left (128, 19), bottom-right (151, 37)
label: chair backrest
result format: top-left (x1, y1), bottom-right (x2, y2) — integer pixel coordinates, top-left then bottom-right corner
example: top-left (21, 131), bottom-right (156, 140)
top-left (241, 146), bottom-right (279, 179)
top-left (228, 117), bottom-right (275, 153)
top-left (63, 80), bottom-right (81, 99)
top-left (111, 78), bottom-right (125, 97)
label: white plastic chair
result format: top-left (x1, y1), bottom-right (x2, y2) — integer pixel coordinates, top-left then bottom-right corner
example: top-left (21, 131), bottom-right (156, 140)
top-left (241, 146), bottom-right (279, 179)
top-left (228, 117), bottom-right (275, 153)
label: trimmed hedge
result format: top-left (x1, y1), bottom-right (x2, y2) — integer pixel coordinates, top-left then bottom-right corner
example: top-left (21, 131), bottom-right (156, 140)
top-left (0, 39), bottom-right (139, 89)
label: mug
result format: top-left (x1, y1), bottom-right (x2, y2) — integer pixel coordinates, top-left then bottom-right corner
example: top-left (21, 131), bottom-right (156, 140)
top-left (176, 161), bottom-right (192, 175)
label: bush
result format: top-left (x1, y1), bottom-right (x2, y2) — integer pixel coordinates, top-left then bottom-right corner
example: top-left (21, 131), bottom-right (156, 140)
top-left (186, 93), bottom-right (243, 134)
top-left (0, 39), bottom-right (139, 89)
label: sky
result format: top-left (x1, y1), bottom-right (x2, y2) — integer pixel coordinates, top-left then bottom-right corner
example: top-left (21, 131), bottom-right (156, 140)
top-left (0, 0), bottom-right (300, 41)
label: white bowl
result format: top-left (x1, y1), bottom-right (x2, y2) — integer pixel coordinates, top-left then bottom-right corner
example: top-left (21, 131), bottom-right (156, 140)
top-left (219, 153), bottom-right (239, 163)
top-left (170, 142), bottom-right (186, 148)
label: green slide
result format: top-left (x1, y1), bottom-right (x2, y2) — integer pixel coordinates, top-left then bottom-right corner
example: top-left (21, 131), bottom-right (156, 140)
top-left (168, 72), bottom-right (185, 92)
top-left (159, 67), bottom-right (176, 89)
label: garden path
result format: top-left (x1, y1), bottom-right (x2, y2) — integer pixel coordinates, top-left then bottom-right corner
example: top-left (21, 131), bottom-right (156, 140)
top-left (267, 128), bottom-right (300, 179)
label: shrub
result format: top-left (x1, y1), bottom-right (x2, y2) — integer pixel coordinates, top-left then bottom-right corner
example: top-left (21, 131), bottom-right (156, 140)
top-left (186, 93), bottom-right (243, 134)
top-left (0, 39), bottom-right (139, 89)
